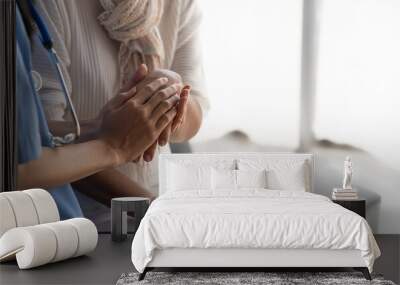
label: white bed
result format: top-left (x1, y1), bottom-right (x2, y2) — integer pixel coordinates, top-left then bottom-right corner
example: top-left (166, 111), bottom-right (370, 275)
top-left (131, 153), bottom-right (380, 280)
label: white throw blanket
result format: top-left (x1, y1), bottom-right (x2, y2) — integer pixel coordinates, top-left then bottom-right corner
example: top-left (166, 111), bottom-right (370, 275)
top-left (131, 190), bottom-right (380, 272)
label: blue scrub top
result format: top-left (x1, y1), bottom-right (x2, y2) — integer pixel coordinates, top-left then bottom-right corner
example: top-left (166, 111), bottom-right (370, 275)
top-left (16, 5), bottom-right (83, 220)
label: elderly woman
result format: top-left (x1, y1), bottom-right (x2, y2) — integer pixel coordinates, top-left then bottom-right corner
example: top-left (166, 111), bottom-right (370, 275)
top-left (32, 0), bottom-right (208, 215)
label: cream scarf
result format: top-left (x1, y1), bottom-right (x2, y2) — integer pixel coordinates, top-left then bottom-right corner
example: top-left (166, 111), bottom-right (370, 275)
top-left (98, 0), bottom-right (164, 87)
top-left (98, 0), bottom-right (166, 190)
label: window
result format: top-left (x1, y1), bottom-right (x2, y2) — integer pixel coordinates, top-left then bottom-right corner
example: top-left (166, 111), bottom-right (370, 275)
top-left (196, 0), bottom-right (400, 169)
top-left (196, 0), bottom-right (303, 149)
top-left (314, 0), bottom-right (400, 168)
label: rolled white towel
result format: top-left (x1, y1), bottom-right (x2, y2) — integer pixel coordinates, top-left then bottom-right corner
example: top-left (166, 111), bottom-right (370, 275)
top-left (0, 219), bottom-right (98, 269)
top-left (42, 221), bottom-right (79, 262)
top-left (66, 218), bottom-right (98, 257)
top-left (23, 189), bottom-right (60, 224)
top-left (0, 192), bottom-right (39, 227)
top-left (0, 225), bottom-right (57, 268)
top-left (0, 189), bottom-right (60, 238)
top-left (0, 196), bottom-right (17, 237)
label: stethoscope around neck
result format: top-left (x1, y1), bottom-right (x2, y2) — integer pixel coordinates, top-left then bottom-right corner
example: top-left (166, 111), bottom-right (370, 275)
top-left (29, 1), bottom-right (80, 146)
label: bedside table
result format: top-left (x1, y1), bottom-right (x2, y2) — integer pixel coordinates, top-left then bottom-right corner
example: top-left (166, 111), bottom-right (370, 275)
top-left (332, 199), bottom-right (366, 218)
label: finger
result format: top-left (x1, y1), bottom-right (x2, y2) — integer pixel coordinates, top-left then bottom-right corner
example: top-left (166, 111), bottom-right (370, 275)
top-left (179, 89), bottom-right (190, 117)
top-left (172, 97), bottom-right (188, 133)
top-left (143, 142), bottom-right (157, 162)
top-left (173, 88), bottom-right (189, 125)
top-left (102, 86), bottom-right (136, 112)
top-left (172, 87), bottom-right (190, 132)
top-left (155, 107), bottom-right (178, 130)
top-left (132, 156), bottom-right (141, 163)
top-left (174, 83), bottom-right (183, 97)
top-left (182, 85), bottom-right (191, 93)
top-left (121, 64), bottom-right (148, 93)
top-left (158, 123), bottom-right (171, 146)
top-left (112, 85), bottom-right (138, 109)
top-left (134, 77), bottom-right (169, 104)
top-left (146, 83), bottom-right (180, 111)
top-left (151, 94), bottom-right (180, 120)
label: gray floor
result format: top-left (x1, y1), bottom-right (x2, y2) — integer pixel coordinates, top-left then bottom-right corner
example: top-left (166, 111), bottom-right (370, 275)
top-left (374, 235), bottom-right (400, 284)
top-left (0, 234), bottom-right (398, 285)
top-left (0, 234), bottom-right (134, 285)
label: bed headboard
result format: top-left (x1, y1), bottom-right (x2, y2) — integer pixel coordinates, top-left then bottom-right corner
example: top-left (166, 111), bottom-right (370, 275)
top-left (159, 153), bottom-right (314, 195)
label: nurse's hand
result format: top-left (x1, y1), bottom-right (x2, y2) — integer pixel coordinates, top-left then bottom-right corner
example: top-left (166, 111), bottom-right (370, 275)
top-left (98, 64), bottom-right (148, 121)
top-left (98, 77), bottom-right (181, 165)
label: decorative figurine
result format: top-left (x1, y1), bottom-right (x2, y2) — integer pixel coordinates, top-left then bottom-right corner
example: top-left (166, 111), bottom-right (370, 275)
top-left (342, 156), bottom-right (353, 190)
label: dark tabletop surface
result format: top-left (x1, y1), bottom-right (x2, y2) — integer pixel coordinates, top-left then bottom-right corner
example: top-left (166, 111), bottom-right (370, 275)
top-left (0, 233), bottom-right (134, 285)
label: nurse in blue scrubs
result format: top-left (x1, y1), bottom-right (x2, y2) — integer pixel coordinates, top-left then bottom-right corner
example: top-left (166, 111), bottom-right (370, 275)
top-left (15, 0), bottom-right (179, 219)
top-left (16, 1), bottom-right (82, 219)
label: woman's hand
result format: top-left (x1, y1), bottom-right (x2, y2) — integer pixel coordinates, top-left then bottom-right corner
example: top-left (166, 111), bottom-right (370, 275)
top-left (172, 85), bottom-right (190, 133)
top-left (99, 77), bottom-right (181, 166)
top-left (133, 69), bottom-right (190, 162)
top-left (142, 85), bottom-right (190, 161)
top-left (153, 71), bottom-right (183, 146)
top-left (159, 85), bottom-right (191, 144)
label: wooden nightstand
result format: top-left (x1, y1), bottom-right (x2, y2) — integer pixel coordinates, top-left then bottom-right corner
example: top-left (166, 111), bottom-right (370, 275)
top-left (332, 199), bottom-right (366, 218)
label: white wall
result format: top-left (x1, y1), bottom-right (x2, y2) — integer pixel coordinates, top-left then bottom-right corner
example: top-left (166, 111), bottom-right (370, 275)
top-left (313, 146), bottom-right (400, 234)
top-left (192, 135), bottom-right (400, 234)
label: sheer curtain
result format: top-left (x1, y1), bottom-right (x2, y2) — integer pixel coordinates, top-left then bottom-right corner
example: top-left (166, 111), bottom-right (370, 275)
top-left (314, 0), bottom-right (400, 169)
top-left (195, 0), bottom-right (303, 149)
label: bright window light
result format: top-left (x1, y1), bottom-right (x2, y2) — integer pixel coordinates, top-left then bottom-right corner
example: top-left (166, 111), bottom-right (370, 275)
top-left (194, 0), bottom-right (303, 149)
top-left (314, 0), bottom-right (400, 169)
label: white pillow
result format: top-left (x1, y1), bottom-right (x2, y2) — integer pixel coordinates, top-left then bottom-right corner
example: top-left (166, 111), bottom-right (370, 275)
top-left (267, 164), bottom-right (307, 191)
top-left (211, 169), bottom-right (237, 190)
top-left (236, 169), bottom-right (268, 189)
top-left (238, 159), bottom-right (309, 191)
top-left (167, 163), bottom-right (212, 191)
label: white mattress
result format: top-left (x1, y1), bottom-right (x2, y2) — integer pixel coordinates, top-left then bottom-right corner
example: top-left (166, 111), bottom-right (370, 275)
top-left (131, 190), bottom-right (380, 273)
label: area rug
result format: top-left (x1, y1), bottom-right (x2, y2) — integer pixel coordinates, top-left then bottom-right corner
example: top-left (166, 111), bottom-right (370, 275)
top-left (116, 272), bottom-right (396, 285)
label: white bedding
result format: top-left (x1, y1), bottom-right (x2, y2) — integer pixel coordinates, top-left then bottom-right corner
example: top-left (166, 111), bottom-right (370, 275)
top-left (131, 190), bottom-right (380, 273)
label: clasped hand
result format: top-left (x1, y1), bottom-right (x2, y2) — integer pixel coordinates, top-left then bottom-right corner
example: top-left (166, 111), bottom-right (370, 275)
top-left (98, 64), bottom-right (189, 165)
